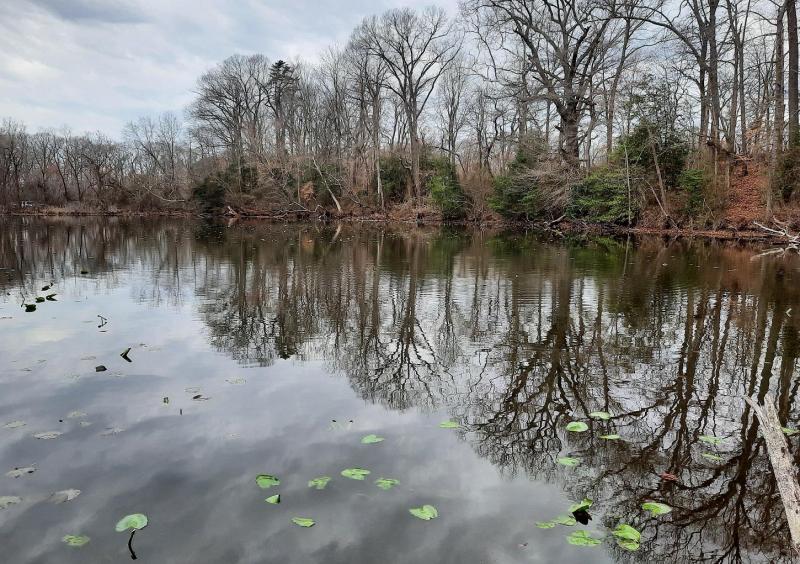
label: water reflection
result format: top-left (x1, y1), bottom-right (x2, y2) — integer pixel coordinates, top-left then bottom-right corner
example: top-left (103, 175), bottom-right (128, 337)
top-left (1, 216), bottom-right (798, 563)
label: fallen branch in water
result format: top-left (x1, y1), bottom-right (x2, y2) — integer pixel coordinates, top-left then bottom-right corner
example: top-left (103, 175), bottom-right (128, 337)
top-left (743, 393), bottom-right (800, 554)
top-left (754, 220), bottom-right (800, 248)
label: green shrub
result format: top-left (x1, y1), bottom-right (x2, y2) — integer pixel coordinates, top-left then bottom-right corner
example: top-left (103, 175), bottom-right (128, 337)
top-left (615, 123), bottom-right (688, 189)
top-left (678, 168), bottom-right (707, 215)
top-left (379, 154), bottom-right (409, 203)
top-left (568, 168), bottom-right (637, 225)
top-left (489, 172), bottom-right (541, 219)
top-left (426, 156), bottom-right (468, 220)
top-left (774, 148), bottom-right (800, 202)
top-left (192, 162), bottom-right (259, 212)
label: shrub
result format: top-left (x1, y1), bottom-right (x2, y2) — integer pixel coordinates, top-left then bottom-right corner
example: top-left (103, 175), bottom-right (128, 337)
top-left (568, 168), bottom-right (637, 225)
top-left (379, 154), bottom-right (410, 203)
top-left (192, 162), bottom-right (259, 212)
top-left (678, 168), bottom-right (707, 215)
top-left (489, 171), bottom-right (541, 219)
top-left (774, 148), bottom-right (800, 203)
top-left (615, 123), bottom-right (688, 189)
top-left (426, 156), bottom-right (469, 220)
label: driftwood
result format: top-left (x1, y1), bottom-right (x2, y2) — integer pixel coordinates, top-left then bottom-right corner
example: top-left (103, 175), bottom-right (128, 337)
top-left (744, 394), bottom-right (800, 554)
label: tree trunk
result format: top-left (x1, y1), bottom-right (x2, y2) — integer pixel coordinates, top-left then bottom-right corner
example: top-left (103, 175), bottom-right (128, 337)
top-left (788, 0), bottom-right (799, 146)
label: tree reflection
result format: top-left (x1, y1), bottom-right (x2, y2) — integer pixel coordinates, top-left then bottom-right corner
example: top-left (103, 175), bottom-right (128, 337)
top-left (2, 216), bottom-right (799, 562)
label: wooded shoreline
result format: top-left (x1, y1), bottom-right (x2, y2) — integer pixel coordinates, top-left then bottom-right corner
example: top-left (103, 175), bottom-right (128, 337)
top-left (4, 206), bottom-right (795, 244)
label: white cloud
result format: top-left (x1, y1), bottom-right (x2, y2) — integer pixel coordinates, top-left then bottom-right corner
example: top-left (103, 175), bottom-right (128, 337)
top-left (0, 0), bottom-right (459, 136)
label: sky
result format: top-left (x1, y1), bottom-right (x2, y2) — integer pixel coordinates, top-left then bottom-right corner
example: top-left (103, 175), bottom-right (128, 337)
top-left (0, 0), bottom-right (458, 136)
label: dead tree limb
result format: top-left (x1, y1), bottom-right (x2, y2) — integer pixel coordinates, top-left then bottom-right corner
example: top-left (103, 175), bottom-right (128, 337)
top-left (743, 393), bottom-right (800, 554)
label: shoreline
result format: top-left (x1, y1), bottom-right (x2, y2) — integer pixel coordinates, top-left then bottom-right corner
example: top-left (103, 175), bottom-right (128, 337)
top-left (0, 208), bottom-right (790, 244)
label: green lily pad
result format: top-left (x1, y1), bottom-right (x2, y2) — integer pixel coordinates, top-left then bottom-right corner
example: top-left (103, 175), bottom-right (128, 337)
top-left (375, 478), bottom-right (400, 490)
top-left (265, 495), bottom-right (281, 504)
top-left (612, 523), bottom-right (640, 547)
top-left (256, 474), bottom-right (281, 489)
top-left (566, 530), bottom-right (602, 547)
top-left (699, 435), bottom-right (722, 446)
top-left (4, 421), bottom-right (26, 429)
top-left (589, 411), bottom-right (611, 420)
top-left (409, 504), bottom-right (438, 520)
top-left (600, 434), bottom-right (621, 440)
top-left (62, 535), bottom-right (90, 547)
top-left (536, 521), bottom-right (556, 529)
top-left (292, 517), bottom-right (315, 528)
top-left (613, 524), bottom-right (641, 551)
top-left (701, 452), bottom-right (723, 462)
top-left (439, 420), bottom-right (460, 429)
top-left (0, 496), bottom-right (22, 509)
top-left (308, 476), bottom-right (331, 490)
top-left (568, 498), bottom-right (593, 513)
top-left (558, 457), bottom-right (581, 467)
top-left (361, 434), bottom-right (385, 444)
top-left (553, 514), bottom-right (577, 526)
top-left (783, 427), bottom-right (799, 436)
top-left (566, 422), bottom-right (588, 433)
top-left (341, 468), bottom-right (370, 480)
top-left (642, 501), bottom-right (672, 516)
top-left (115, 513), bottom-right (148, 532)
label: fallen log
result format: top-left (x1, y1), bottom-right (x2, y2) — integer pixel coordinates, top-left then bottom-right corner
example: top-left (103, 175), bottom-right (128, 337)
top-left (744, 393), bottom-right (800, 554)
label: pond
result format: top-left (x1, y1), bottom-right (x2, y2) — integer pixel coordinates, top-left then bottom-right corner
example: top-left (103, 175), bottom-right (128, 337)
top-left (0, 217), bottom-right (797, 563)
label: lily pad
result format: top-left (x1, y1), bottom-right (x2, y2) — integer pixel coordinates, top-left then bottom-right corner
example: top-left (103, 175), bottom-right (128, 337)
top-left (0, 496), bottom-right (21, 509)
top-left (256, 474), bottom-right (281, 489)
top-left (553, 514), bottom-right (577, 526)
top-left (67, 411), bottom-right (87, 419)
top-left (115, 513), bottom-right (148, 532)
top-left (341, 468), bottom-right (370, 480)
top-left (62, 535), bottom-right (90, 547)
top-left (613, 523), bottom-right (641, 551)
top-left (699, 435), bottom-right (722, 446)
top-left (49, 489), bottom-right (81, 504)
top-left (292, 517), bottom-right (315, 528)
top-left (568, 498), bottom-right (593, 513)
top-left (375, 478), bottom-right (400, 490)
top-left (361, 434), bottom-right (385, 444)
top-left (566, 422), bottom-right (588, 433)
top-left (701, 452), bottom-right (723, 462)
top-left (265, 495), bottom-right (281, 504)
top-left (6, 466), bottom-right (35, 478)
top-left (566, 530), bottom-right (602, 547)
top-left (34, 431), bottom-right (61, 440)
top-left (642, 501), bottom-right (671, 516)
top-left (599, 434), bottom-right (621, 440)
top-left (536, 521), bottom-right (556, 529)
top-left (409, 504), bottom-right (438, 520)
top-left (4, 421), bottom-right (25, 429)
top-left (439, 420), bottom-right (460, 429)
top-left (558, 457), bottom-right (581, 467)
top-left (783, 427), bottom-right (799, 436)
top-left (589, 411), bottom-right (612, 420)
top-left (308, 476), bottom-right (331, 490)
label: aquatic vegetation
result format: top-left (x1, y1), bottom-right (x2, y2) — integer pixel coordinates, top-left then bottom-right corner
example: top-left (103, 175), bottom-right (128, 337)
top-left (642, 501), bottom-right (671, 516)
top-left (33, 431), bottom-right (61, 440)
top-left (308, 476), bottom-right (331, 490)
top-left (256, 474), bottom-right (281, 489)
top-left (375, 478), bottom-right (400, 490)
top-left (49, 489), bottom-right (81, 504)
top-left (115, 514), bottom-right (149, 532)
top-left (6, 466), bottom-right (35, 478)
top-left (599, 434), bottom-right (621, 440)
top-left (265, 495), bottom-right (281, 504)
top-left (557, 457), bottom-right (581, 467)
top-left (292, 517), bottom-right (315, 528)
top-left (566, 530), bottom-right (602, 547)
top-left (409, 505), bottom-right (438, 521)
top-left (361, 434), bottom-right (385, 444)
top-left (341, 468), bottom-right (370, 480)
top-left (439, 420), bottom-right (460, 429)
top-left (566, 422), bottom-right (588, 433)
top-left (0, 496), bottom-right (21, 509)
top-left (612, 524), bottom-right (641, 551)
top-left (589, 411), bottom-right (612, 420)
top-left (62, 535), bottom-right (90, 547)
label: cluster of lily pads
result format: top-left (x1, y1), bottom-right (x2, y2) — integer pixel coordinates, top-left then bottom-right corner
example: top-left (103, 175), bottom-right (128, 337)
top-left (536, 497), bottom-right (671, 551)
top-left (254, 420), bottom-right (460, 528)
top-left (22, 283), bottom-right (57, 312)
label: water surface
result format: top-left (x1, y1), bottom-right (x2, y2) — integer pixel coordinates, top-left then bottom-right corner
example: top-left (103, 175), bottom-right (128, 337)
top-left (0, 217), bottom-right (798, 563)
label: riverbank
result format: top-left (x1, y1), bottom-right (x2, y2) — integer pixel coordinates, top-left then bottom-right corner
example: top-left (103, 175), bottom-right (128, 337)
top-left (2, 204), bottom-right (796, 245)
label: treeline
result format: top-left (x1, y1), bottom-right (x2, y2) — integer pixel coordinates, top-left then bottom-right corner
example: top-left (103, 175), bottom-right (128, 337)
top-left (0, 2), bottom-right (798, 224)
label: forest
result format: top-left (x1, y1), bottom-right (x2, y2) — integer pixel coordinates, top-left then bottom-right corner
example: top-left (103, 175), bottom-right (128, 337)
top-left (0, 1), bottom-right (798, 229)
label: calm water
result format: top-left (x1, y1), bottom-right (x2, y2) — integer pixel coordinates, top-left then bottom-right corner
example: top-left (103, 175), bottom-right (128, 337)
top-left (0, 217), bottom-right (798, 563)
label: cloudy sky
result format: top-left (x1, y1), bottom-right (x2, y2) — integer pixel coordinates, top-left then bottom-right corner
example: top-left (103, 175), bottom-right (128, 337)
top-left (0, 0), bottom-right (457, 136)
